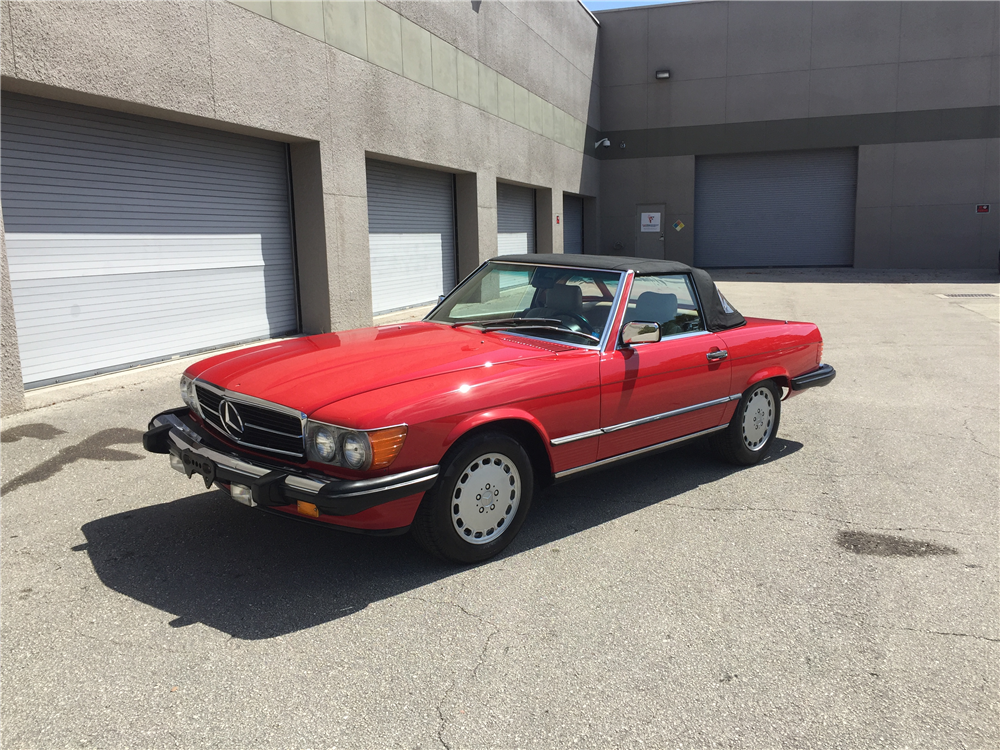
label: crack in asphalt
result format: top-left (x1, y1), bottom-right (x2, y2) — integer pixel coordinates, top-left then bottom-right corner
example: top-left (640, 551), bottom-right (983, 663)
top-left (400, 595), bottom-right (501, 749)
top-left (889, 626), bottom-right (1000, 644)
top-left (962, 418), bottom-right (1000, 459)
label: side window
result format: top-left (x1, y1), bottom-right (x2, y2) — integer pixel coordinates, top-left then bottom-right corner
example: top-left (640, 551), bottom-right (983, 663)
top-left (622, 275), bottom-right (704, 336)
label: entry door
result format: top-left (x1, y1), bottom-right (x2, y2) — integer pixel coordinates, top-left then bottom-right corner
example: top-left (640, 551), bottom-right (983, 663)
top-left (598, 274), bottom-right (732, 460)
top-left (563, 194), bottom-right (584, 254)
top-left (636, 203), bottom-right (665, 259)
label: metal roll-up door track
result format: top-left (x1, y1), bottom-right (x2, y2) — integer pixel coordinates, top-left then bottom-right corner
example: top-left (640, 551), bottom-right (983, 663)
top-left (366, 160), bottom-right (457, 316)
top-left (694, 148), bottom-right (858, 267)
top-left (497, 182), bottom-right (536, 255)
top-left (1, 93), bottom-right (298, 388)
top-left (563, 194), bottom-right (584, 254)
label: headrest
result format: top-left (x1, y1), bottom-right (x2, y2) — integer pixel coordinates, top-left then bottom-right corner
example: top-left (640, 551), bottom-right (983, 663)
top-left (546, 284), bottom-right (583, 314)
top-left (632, 291), bottom-right (677, 325)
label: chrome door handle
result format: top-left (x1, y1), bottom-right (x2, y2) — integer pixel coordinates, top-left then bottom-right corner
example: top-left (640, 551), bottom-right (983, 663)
top-left (706, 350), bottom-right (728, 361)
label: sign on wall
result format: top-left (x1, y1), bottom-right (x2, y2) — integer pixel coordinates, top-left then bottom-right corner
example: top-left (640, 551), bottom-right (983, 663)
top-left (640, 213), bottom-right (661, 232)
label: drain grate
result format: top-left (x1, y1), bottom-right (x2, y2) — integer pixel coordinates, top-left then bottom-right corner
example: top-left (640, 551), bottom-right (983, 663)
top-left (938, 293), bottom-right (998, 298)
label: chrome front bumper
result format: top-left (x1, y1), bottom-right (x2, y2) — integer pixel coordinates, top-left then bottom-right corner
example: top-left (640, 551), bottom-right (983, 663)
top-left (144, 409), bottom-right (439, 516)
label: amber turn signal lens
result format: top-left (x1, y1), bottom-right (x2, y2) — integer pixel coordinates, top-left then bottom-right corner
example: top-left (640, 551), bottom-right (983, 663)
top-left (297, 500), bottom-right (320, 518)
top-left (368, 426), bottom-right (408, 469)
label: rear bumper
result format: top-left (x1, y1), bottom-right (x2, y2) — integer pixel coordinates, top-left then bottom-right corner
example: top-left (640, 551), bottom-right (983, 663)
top-left (144, 409), bottom-right (439, 516)
top-left (791, 363), bottom-right (836, 391)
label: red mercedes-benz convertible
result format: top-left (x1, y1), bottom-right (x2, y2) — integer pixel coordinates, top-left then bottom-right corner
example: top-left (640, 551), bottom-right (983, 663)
top-left (144, 255), bottom-right (834, 562)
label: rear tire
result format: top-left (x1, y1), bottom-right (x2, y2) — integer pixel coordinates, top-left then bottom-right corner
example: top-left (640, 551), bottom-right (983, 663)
top-left (411, 431), bottom-right (534, 563)
top-left (712, 380), bottom-right (781, 466)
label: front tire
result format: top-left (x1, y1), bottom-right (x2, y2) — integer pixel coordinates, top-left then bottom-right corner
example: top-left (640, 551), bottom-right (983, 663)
top-left (411, 431), bottom-right (534, 563)
top-left (712, 380), bottom-right (781, 466)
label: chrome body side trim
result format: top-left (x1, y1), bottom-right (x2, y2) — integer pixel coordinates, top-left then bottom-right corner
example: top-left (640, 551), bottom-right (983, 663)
top-left (601, 395), bottom-right (735, 434)
top-left (550, 428), bottom-right (604, 446)
top-left (550, 393), bottom-right (741, 446)
top-left (553, 424), bottom-right (728, 480)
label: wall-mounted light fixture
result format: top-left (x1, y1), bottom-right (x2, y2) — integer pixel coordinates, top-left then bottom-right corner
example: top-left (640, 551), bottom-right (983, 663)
top-left (655, 70), bottom-right (671, 80)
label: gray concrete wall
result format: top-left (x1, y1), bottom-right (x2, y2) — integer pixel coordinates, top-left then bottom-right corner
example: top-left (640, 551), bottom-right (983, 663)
top-left (595, 0), bottom-right (1000, 267)
top-left (1, 211), bottom-right (25, 416)
top-left (0, 0), bottom-right (600, 413)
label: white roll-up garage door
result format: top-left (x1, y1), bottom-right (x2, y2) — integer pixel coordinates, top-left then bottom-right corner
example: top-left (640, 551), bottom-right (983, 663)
top-left (497, 182), bottom-right (536, 255)
top-left (366, 160), bottom-right (456, 315)
top-left (694, 148), bottom-right (858, 267)
top-left (563, 194), bottom-right (584, 254)
top-left (1, 94), bottom-right (298, 388)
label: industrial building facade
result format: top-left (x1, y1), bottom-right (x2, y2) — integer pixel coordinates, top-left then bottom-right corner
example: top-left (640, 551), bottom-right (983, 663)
top-left (1, 0), bottom-right (997, 413)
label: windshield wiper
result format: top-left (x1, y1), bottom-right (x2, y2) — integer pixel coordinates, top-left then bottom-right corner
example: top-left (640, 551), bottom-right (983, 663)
top-left (452, 317), bottom-right (601, 345)
top-left (452, 317), bottom-right (563, 329)
top-left (499, 325), bottom-right (601, 345)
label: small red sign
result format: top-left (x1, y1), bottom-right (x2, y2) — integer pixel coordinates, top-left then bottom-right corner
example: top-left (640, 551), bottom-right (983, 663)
top-left (977, 204), bottom-right (990, 213)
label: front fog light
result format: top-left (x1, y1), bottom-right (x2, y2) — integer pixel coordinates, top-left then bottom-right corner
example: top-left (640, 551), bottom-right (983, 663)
top-left (169, 453), bottom-right (185, 473)
top-left (231, 484), bottom-right (255, 507)
top-left (308, 424), bottom-right (338, 463)
top-left (341, 432), bottom-right (370, 470)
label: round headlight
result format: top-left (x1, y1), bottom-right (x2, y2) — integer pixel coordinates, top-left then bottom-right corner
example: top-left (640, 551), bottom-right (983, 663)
top-left (180, 375), bottom-right (199, 414)
top-left (341, 432), bottom-right (370, 470)
top-left (310, 425), bottom-right (338, 463)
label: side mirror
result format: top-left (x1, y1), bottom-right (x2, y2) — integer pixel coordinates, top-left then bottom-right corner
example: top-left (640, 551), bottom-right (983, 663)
top-left (620, 321), bottom-right (661, 346)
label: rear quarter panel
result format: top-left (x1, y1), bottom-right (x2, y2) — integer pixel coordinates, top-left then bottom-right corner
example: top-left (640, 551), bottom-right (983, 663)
top-left (718, 318), bottom-right (822, 413)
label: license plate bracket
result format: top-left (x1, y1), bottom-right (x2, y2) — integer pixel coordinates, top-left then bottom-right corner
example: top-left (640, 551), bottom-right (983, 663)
top-left (180, 450), bottom-right (217, 489)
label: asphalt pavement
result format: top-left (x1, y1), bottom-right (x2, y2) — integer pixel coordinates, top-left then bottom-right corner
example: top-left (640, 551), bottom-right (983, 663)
top-left (2, 269), bottom-right (997, 749)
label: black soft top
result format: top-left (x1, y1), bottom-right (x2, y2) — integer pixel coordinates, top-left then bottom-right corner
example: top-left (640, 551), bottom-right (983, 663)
top-left (492, 253), bottom-right (746, 332)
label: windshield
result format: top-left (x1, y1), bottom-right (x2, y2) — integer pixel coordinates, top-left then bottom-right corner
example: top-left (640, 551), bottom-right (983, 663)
top-left (428, 262), bottom-right (624, 346)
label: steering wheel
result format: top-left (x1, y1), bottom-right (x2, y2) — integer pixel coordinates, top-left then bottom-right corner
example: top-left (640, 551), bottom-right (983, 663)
top-left (555, 312), bottom-right (597, 336)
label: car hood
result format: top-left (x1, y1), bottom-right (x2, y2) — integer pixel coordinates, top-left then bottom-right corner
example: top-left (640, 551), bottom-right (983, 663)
top-left (187, 322), bottom-right (571, 416)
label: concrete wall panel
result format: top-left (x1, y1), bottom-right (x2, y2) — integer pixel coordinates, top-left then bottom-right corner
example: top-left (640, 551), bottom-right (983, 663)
top-left (890, 204), bottom-right (984, 268)
top-left (896, 57), bottom-right (995, 112)
top-left (646, 0), bottom-right (728, 82)
top-left (272, 0), bottom-right (324, 41)
top-left (430, 33), bottom-right (458, 98)
top-left (208, 2), bottom-right (330, 140)
top-left (231, 0), bottom-right (272, 18)
top-left (600, 7), bottom-right (647, 87)
top-left (985, 139), bottom-right (999, 203)
top-left (664, 77), bottom-right (727, 128)
top-left (8, 0), bottom-right (216, 119)
top-left (808, 64), bottom-right (899, 118)
top-left (0, 212), bottom-right (25, 415)
top-left (478, 62), bottom-right (499, 116)
top-left (856, 144), bottom-right (895, 208)
top-left (892, 140), bottom-right (989, 206)
top-left (400, 16), bottom-right (433, 87)
top-left (456, 49), bottom-right (480, 107)
top-left (810, 2), bottom-right (901, 69)
top-left (602, 84), bottom-right (647, 131)
top-left (854, 206), bottom-right (893, 268)
top-left (899, 1), bottom-right (996, 62)
top-left (725, 2), bottom-right (812, 76)
top-left (324, 0), bottom-right (368, 59)
top-left (2, 0), bottom-right (16, 77)
top-left (644, 155), bottom-right (696, 215)
top-left (726, 71), bottom-right (810, 122)
top-left (365, 0), bottom-right (403, 75)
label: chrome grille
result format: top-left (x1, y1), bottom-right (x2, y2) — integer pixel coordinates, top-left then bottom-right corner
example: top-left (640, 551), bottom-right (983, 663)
top-left (195, 383), bottom-right (305, 460)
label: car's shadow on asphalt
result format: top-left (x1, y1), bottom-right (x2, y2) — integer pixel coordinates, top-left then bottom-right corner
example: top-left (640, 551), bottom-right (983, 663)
top-left (79, 438), bottom-right (802, 639)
